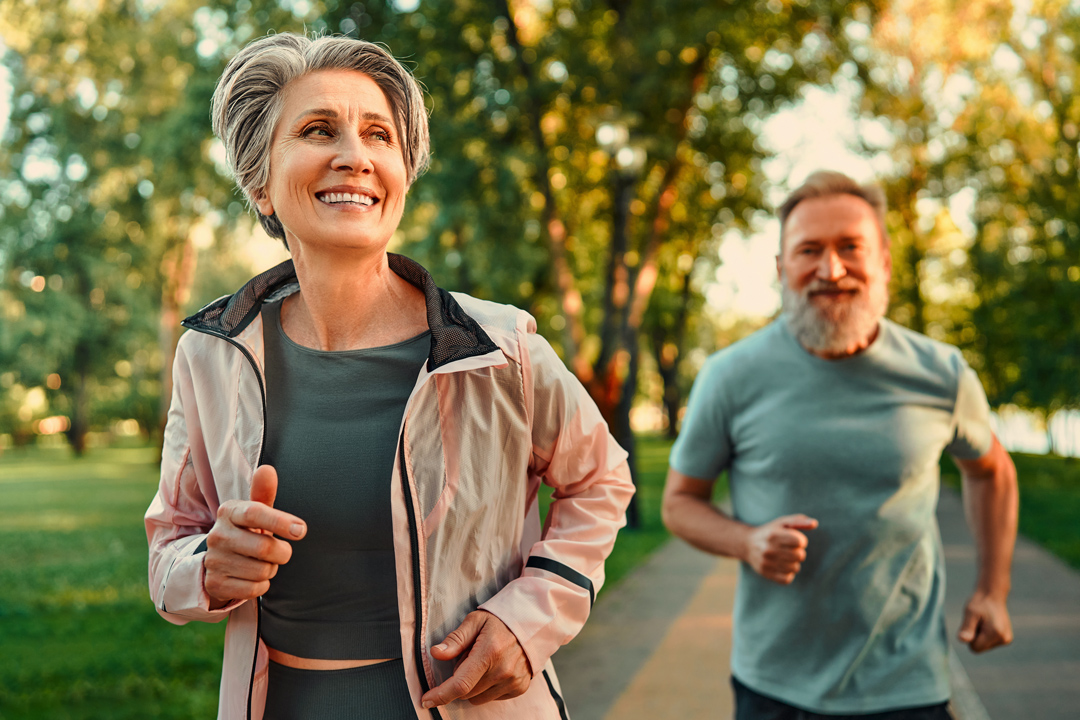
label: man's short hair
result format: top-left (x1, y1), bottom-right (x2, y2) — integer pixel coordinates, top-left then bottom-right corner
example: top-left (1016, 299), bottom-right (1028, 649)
top-left (777, 170), bottom-right (889, 250)
top-left (210, 32), bottom-right (431, 244)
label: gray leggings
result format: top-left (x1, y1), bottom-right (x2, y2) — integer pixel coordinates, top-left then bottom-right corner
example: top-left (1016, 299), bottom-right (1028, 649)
top-left (264, 659), bottom-right (416, 720)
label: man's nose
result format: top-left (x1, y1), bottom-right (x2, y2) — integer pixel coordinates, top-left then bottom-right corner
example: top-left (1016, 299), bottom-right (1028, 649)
top-left (816, 248), bottom-right (846, 281)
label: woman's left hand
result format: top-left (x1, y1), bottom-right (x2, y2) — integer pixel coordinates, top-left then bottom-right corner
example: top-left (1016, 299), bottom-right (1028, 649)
top-left (420, 610), bottom-right (532, 708)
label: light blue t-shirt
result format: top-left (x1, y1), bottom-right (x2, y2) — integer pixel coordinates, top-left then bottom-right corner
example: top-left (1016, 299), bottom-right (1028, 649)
top-left (670, 318), bottom-right (992, 714)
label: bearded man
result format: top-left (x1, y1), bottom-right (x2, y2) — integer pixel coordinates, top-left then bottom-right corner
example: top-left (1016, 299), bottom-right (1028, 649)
top-left (661, 171), bottom-right (1018, 720)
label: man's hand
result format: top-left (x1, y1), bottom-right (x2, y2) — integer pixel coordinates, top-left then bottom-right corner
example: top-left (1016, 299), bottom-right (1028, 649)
top-left (204, 465), bottom-right (306, 608)
top-left (958, 591), bottom-right (1013, 653)
top-left (953, 435), bottom-right (1018, 654)
top-left (744, 514), bottom-right (818, 585)
top-left (421, 610), bottom-right (532, 708)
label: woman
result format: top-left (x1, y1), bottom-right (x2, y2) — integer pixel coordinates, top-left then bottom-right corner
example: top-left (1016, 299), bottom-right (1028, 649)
top-left (144, 32), bottom-right (634, 720)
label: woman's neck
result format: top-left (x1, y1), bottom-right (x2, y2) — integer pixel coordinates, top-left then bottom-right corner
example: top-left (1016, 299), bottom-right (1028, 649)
top-left (281, 245), bottom-right (427, 352)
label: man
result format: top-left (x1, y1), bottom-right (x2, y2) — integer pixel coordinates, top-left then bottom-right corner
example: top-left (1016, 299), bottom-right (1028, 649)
top-left (662, 171), bottom-right (1018, 719)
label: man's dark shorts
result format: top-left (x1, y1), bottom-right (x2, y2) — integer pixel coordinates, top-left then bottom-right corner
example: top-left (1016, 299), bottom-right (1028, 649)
top-left (732, 676), bottom-right (954, 720)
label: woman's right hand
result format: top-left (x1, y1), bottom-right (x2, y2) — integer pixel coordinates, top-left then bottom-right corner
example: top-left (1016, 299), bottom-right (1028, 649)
top-left (204, 465), bottom-right (307, 609)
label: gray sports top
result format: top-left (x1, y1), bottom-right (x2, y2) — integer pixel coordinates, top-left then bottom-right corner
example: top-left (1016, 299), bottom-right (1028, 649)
top-left (259, 300), bottom-right (430, 660)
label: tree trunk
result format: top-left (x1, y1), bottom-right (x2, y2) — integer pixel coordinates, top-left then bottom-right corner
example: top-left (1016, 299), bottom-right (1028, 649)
top-left (652, 267), bottom-right (693, 438)
top-left (66, 343), bottom-right (91, 456)
top-left (1047, 413), bottom-right (1057, 457)
top-left (499, 0), bottom-right (588, 378)
top-left (907, 239), bottom-right (926, 335)
top-left (158, 235), bottom-right (197, 457)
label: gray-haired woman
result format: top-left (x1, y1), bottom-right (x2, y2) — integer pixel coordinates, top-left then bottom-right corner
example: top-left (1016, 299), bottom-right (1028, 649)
top-left (145, 32), bottom-right (634, 720)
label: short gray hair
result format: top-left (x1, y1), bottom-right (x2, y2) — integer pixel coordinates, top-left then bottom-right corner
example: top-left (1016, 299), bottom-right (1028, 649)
top-left (211, 32), bottom-right (431, 243)
top-left (777, 170), bottom-right (889, 250)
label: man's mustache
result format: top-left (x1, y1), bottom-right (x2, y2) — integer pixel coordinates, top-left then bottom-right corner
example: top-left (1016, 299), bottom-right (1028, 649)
top-left (803, 279), bottom-right (862, 295)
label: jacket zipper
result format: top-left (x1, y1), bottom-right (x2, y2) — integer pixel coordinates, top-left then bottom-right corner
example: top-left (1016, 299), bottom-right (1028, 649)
top-left (398, 431), bottom-right (444, 720)
top-left (184, 325), bottom-right (267, 720)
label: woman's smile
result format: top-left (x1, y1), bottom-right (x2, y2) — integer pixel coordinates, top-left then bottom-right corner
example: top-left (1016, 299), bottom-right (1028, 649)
top-left (315, 186), bottom-right (380, 210)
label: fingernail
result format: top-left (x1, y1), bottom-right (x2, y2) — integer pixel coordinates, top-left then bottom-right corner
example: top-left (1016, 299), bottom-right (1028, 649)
top-left (291, 523), bottom-right (304, 537)
top-left (434, 643), bottom-right (447, 651)
top-left (422, 701), bottom-right (434, 709)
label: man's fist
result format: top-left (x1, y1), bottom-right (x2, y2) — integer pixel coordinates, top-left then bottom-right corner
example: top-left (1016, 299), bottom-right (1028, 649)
top-left (958, 591), bottom-right (1013, 653)
top-left (743, 514), bottom-right (818, 585)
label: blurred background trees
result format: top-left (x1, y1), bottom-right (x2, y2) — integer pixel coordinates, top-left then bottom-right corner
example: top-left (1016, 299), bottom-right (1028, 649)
top-left (2, 0), bottom-right (1079, 462)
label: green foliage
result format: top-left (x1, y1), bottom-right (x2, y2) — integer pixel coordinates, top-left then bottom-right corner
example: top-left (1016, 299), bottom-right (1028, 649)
top-left (4, 0), bottom-right (1080, 448)
top-left (0, 0), bottom-right (865, 460)
top-left (848, 1), bottom-right (1080, 412)
top-left (962, 6), bottom-right (1080, 412)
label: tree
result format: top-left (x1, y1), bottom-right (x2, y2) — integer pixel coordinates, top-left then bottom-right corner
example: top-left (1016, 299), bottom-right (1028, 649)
top-left (334, 1), bottom-right (865, 504)
top-left (0, 0), bottom-right (302, 451)
top-left (960, 1), bottom-right (1080, 415)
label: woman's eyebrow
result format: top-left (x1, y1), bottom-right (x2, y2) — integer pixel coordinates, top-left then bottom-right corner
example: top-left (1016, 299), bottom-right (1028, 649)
top-left (290, 108), bottom-right (393, 125)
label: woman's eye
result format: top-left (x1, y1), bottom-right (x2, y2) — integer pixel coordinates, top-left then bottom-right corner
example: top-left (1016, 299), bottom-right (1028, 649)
top-left (372, 129), bottom-right (391, 143)
top-left (303, 124), bottom-right (332, 138)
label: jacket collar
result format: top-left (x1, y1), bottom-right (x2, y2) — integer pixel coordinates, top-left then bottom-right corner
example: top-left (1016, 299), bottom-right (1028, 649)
top-left (182, 253), bottom-right (499, 372)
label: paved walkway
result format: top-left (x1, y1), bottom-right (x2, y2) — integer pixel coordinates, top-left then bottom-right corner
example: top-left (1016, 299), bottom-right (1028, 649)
top-left (553, 488), bottom-right (1080, 720)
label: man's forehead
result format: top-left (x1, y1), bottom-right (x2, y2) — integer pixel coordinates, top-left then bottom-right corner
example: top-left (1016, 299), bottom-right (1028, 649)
top-left (783, 194), bottom-right (881, 244)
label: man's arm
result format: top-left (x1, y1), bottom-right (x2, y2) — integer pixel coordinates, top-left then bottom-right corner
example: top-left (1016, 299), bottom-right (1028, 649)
top-left (952, 434), bottom-right (1018, 653)
top-left (661, 468), bottom-right (817, 585)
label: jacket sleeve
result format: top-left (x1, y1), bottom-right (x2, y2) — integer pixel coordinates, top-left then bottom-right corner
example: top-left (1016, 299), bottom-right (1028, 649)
top-left (479, 332), bottom-right (634, 675)
top-left (145, 338), bottom-right (244, 625)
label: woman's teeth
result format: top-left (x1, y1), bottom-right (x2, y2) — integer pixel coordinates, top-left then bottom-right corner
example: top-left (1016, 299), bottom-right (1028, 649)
top-left (320, 192), bottom-right (374, 206)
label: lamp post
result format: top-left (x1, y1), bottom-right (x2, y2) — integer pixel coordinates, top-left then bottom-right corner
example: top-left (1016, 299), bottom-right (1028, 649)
top-left (596, 121), bottom-right (646, 529)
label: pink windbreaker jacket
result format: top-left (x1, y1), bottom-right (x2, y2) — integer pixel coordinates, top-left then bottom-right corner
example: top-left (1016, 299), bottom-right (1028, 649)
top-left (145, 254), bottom-right (634, 720)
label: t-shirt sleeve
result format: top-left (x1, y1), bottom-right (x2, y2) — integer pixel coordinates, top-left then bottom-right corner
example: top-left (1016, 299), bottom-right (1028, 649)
top-left (945, 365), bottom-right (994, 460)
top-left (669, 355), bottom-right (732, 481)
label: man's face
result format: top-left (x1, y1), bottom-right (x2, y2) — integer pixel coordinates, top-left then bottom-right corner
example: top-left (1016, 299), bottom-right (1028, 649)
top-left (777, 193), bottom-right (891, 356)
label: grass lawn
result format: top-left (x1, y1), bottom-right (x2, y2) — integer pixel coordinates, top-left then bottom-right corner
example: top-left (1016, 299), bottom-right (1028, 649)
top-left (0, 435), bottom-right (684, 718)
top-left (0, 445), bottom-right (226, 719)
top-left (942, 451), bottom-right (1080, 570)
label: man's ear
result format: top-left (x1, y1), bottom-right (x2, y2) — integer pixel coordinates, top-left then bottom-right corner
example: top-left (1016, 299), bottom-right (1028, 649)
top-left (253, 188), bottom-right (273, 217)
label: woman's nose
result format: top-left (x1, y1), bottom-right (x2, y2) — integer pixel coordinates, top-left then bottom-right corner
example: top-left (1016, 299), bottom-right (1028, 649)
top-left (331, 135), bottom-right (374, 174)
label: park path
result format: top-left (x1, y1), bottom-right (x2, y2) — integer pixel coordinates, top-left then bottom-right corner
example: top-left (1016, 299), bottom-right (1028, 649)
top-left (552, 488), bottom-right (1080, 720)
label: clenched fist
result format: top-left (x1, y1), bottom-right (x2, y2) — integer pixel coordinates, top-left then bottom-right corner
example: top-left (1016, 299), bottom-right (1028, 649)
top-left (204, 465), bottom-right (307, 609)
top-left (743, 514), bottom-right (818, 585)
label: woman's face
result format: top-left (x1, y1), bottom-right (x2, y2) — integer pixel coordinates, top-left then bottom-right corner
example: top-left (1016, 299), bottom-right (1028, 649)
top-left (255, 69), bottom-right (408, 254)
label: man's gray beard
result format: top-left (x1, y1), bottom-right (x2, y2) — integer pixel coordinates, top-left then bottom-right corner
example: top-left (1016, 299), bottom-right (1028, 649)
top-left (781, 278), bottom-right (889, 355)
